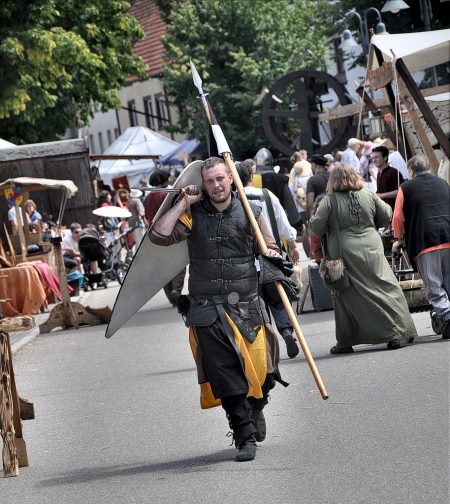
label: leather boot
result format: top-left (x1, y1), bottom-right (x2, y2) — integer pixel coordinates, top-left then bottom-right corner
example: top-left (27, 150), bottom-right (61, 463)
top-left (236, 434), bottom-right (257, 462)
top-left (281, 329), bottom-right (299, 358)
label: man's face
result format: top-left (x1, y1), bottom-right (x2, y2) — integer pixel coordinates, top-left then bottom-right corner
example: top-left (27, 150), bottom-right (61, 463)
top-left (72, 228), bottom-right (81, 241)
top-left (371, 151), bottom-right (387, 168)
top-left (202, 164), bottom-right (233, 205)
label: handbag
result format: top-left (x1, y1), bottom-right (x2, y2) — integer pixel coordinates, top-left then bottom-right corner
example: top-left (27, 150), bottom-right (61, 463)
top-left (319, 193), bottom-right (350, 291)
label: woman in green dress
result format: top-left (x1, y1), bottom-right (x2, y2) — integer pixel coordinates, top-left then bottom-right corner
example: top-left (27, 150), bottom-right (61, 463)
top-left (309, 163), bottom-right (417, 354)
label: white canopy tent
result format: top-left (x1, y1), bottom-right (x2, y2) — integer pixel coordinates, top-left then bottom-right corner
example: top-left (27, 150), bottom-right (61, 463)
top-left (96, 126), bottom-right (180, 188)
top-left (0, 138), bottom-right (17, 149)
top-left (369, 28), bottom-right (450, 72)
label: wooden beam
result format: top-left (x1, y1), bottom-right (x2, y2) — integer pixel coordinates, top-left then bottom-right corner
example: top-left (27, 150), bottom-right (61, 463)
top-left (374, 47), bottom-right (413, 159)
top-left (318, 84), bottom-right (450, 121)
top-left (396, 58), bottom-right (450, 159)
top-left (90, 155), bottom-right (160, 161)
top-left (397, 78), bottom-right (439, 173)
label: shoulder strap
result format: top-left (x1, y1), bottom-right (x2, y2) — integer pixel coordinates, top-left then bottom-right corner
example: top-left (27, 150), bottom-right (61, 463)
top-left (262, 188), bottom-right (282, 250)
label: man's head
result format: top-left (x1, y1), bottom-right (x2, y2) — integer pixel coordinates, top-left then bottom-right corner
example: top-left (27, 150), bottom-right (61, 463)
top-left (309, 154), bottom-right (328, 173)
top-left (201, 157), bottom-right (233, 206)
top-left (236, 160), bottom-right (254, 187)
top-left (407, 155), bottom-right (430, 178)
top-left (149, 171), bottom-right (170, 188)
top-left (70, 222), bottom-right (82, 240)
top-left (371, 145), bottom-right (389, 169)
top-left (347, 138), bottom-right (362, 153)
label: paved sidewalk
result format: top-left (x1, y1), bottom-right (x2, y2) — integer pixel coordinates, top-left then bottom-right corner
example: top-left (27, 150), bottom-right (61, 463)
top-left (9, 284), bottom-right (121, 354)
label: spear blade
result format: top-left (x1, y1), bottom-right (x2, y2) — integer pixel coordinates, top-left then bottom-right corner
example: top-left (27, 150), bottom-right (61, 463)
top-left (190, 60), bottom-right (203, 94)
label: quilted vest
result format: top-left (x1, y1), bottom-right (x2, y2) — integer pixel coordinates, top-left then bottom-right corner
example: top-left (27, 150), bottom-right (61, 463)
top-left (402, 173), bottom-right (450, 260)
top-left (188, 194), bottom-right (260, 299)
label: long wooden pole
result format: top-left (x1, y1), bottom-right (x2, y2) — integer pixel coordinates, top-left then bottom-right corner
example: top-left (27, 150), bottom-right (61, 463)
top-left (222, 153), bottom-right (329, 400)
top-left (191, 61), bottom-right (328, 399)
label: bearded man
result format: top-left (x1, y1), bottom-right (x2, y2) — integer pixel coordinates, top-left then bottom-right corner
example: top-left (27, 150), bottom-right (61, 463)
top-left (150, 157), bottom-right (287, 462)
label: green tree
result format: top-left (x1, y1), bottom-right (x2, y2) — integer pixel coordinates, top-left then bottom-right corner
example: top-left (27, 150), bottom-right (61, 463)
top-left (0, 0), bottom-right (147, 144)
top-left (156, 0), bottom-right (333, 158)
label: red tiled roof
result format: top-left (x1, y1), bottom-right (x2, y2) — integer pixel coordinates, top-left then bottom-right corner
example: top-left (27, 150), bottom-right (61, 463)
top-left (129, 0), bottom-right (166, 78)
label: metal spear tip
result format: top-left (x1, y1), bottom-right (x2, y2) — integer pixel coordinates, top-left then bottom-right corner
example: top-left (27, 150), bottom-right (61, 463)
top-left (190, 60), bottom-right (203, 91)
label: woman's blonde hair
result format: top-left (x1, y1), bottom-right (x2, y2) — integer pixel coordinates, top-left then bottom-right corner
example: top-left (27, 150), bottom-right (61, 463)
top-left (326, 163), bottom-right (363, 193)
top-left (25, 199), bottom-right (37, 211)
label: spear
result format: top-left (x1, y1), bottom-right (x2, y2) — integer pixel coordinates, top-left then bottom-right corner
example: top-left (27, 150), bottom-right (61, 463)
top-left (190, 61), bottom-right (328, 400)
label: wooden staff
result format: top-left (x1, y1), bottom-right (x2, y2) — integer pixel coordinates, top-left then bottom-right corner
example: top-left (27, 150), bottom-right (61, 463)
top-left (190, 61), bottom-right (328, 400)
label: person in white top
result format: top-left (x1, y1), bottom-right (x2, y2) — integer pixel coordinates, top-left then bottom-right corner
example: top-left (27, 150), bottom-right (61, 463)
top-left (236, 160), bottom-right (300, 359)
top-left (341, 138), bottom-right (363, 173)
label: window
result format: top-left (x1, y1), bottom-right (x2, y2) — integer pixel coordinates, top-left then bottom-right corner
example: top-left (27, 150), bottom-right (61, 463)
top-left (127, 100), bottom-right (138, 127)
top-left (143, 95), bottom-right (156, 129)
top-left (107, 129), bottom-right (113, 145)
top-left (98, 132), bottom-right (104, 152)
top-left (89, 134), bottom-right (95, 153)
top-left (114, 128), bottom-right (120, 139)
top-left (155, 94), bottom-right (170, 128)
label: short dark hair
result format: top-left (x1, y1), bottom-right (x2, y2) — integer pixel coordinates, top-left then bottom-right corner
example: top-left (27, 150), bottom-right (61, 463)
top-left (407, 155), bottom-right (430, 175)
top-left (202, 156), bottom-right (226, 171)
top-left (236, 160), bottom-right (253, 187)
top-left (149, 171), bottom-right (169, 186)
top-left (372, 145), bottom-right (389, 159)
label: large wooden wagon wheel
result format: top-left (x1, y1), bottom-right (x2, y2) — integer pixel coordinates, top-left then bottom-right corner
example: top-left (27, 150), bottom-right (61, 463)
top-left (261, 70), bottom-right (354, 156)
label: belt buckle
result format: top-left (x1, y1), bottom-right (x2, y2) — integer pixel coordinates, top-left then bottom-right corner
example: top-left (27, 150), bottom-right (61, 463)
top-left (227, 292), bottom-right (240, 305)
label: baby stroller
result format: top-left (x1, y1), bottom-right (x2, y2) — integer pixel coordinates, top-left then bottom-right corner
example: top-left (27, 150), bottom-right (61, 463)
top-left (78, 227), bottom-right (110, 290)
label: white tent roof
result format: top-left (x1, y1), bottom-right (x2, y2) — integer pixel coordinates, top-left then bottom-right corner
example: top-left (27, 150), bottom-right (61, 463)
top-left (0, 138), bottom-right (17, 149)
top-left (370, 29), bottom-right (450, 72)
top-left (97, 126), bottom-right (180, 188)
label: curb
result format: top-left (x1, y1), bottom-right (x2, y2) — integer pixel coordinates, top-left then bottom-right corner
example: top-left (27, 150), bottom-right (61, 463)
top-left (10, 294), bottom-right (84, 355)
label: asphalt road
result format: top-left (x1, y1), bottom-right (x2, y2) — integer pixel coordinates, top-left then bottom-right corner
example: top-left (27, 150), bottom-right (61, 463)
top-left (2, 272), bottom-right (449, 504)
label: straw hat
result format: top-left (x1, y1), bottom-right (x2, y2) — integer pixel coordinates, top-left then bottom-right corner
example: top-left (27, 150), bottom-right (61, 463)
top-left (293, 160), bottom-right (312, 177)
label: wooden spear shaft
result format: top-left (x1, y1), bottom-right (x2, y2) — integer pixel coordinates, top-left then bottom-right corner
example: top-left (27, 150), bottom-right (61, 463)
top-left (221, 152), bottom-right (329, 400)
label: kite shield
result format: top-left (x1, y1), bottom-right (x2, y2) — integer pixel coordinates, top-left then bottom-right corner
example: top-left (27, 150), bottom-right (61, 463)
top-left (105, 160), bottom-right (204, 338)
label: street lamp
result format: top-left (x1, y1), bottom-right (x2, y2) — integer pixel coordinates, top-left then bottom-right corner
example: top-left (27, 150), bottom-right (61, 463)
top-left (340, 8), bottom-right (388, 53)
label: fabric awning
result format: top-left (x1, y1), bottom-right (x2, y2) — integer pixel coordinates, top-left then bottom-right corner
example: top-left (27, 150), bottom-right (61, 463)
top-left (369, 29), bottom-right (450, 72)
top-left (0, 177), bottom-right (78, 198)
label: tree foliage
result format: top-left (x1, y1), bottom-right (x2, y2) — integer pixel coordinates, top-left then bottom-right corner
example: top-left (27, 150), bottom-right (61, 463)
top-left (156, 0), bottom-right (333, 158)
top-left (0, 0), bottom-right (147, 144)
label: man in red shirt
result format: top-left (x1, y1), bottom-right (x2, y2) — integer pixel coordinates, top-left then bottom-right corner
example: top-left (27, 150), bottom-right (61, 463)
top-left (392, 155), bottom-right (450, 339)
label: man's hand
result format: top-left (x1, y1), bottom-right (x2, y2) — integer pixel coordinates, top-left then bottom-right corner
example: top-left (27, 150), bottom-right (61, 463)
top-left (287, 240), bottom-right (299, 264)
top-left (265, 248), bottom-right (281, 258)
top-left (392, 240), bottom-right (403, 253)
top-left (182, 185), bottom-right (203, 205)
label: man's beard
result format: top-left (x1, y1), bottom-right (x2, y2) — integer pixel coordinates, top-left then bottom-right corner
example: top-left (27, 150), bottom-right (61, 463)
top-left (209, 187), bottom-right (230, 203)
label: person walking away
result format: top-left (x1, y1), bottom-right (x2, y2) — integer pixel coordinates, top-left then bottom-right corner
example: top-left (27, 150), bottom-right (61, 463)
top-left (310, 163), bottom-right (417, 354)
top-left (392, 155), bottom-right (450, 339)
top-left (305, 154), bottom-right (330, 219)
top-left (127, 189), bottom-right (145, 247)
top-left (341, 138), bottom-right (363, 173)
top-left (253, 147), bottom-right (299, 227)
top-left (237, 160), bottom-right (300, 358)
top-left (150, 157), bottom-right (287, 462)
top-left (289, 159), bottom-right (312, 256)
top-left (144, 171), bottom-right (186, 307)
top-left (372, 145), bottom-right (404, 211)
